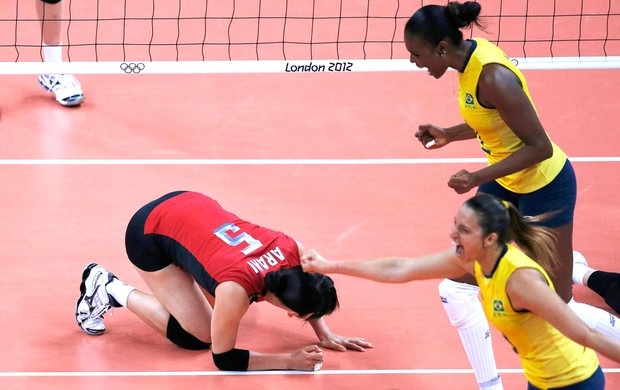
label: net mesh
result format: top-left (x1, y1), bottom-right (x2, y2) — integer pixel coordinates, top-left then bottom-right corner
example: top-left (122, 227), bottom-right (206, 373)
top-left (1, 0), bottom-right (619, 73)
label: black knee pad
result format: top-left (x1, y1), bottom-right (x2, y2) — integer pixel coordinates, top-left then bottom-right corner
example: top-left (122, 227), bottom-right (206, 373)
top-left (166, 315), bottom-right (211, 350)
top-left (212, 348), bottom-right (250, 371)
top-left (588, 271), bottom-right (620, 314)
top-left (40, 0), bottom-right (63, 4)
top-left (604, 280), bottom-right (620, 315)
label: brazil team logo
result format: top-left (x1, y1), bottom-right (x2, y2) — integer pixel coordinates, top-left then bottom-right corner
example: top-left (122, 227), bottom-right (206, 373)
top-left (465, 92), bottom-right (475, 106)
top-left (493, 299), bottom-right (505, 314)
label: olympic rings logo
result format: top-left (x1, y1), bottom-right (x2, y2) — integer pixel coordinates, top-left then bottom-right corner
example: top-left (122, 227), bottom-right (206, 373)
top-left (120, 62), bottom-right (146, 74)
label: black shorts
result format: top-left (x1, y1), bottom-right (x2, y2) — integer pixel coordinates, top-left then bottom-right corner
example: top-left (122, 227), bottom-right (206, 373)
top-left (124, 191), bottom-right (187, 272)
top-left (478, 159), bottom-right (577, 228)
top-left (124, 191), bottom-right (219, 294)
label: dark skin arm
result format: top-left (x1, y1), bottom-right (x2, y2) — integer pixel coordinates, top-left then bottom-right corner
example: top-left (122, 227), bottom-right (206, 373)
top-left (445, 64), bottom-right (554, 194)
top-left (416, 122), bottom-right (477, 148)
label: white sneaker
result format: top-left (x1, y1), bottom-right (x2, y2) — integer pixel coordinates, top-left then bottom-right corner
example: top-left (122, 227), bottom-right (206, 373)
top-left (75, 263), bottom-right (121, 335)
top-left (572, 251), bottom-right (589, 285)
top-left (38, 74), bottom-right (85, 106)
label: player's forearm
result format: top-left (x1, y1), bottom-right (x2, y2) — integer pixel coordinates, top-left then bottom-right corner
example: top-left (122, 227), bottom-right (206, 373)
top-left (472, 146), bottom-right (551, 185)
top-left (332, 257), bottom-right (415, 283)
top-left (584, 330), bottom-right (620, 364)
top-left (332, 250), bottom-right (465, 283)
top-left (445, 123), bottom-right (477, 142)
top-left (308, 317), bottom-right (330, 339)
top-left (248, 351), bottom-right (294, 370)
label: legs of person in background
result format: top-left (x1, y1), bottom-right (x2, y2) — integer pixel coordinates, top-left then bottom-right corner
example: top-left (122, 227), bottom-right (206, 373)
top-left (546, 226), bottom-right (620, 340)
top-left (36, 0), bottom-right (85, 106)
top-left (573, 251), bottom-right (620, 314)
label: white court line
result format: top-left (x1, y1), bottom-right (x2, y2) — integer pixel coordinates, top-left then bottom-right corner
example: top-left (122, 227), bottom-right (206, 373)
top-left (0, 157), bottom-right (619, 165)
top-left (0, 158), bottom-right (484, 165)
top-left (1, 57), bottom-right (620, 75)
top-left (1, 368), bottom-right (620, 377)
top-left (0, 369), bottom-right (484, 377)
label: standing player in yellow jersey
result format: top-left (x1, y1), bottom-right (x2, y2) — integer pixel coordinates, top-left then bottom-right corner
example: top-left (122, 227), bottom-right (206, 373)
top-left (403, 2), bottom-right (620, 389)
top-left (301, 194), bottom-right (620, 389)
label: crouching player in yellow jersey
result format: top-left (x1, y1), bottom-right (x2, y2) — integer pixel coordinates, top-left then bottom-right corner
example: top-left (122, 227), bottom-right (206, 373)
top-left (302, 193), bottom-right (620, 389)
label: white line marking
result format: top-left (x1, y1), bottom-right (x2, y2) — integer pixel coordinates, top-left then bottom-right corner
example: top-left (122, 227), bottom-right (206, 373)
top-left (0, 157), bottom-right (619, 165)
top-left (0, 368), bottom-right (619, 377)
top-left (1, 56), bottom-right (619, 75)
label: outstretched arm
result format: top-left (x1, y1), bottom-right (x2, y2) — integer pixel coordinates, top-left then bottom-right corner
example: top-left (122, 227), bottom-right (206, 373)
top-left (301, 248), bottom-right (471, 283)
top-left (508, 268), bottom-right (620, 363)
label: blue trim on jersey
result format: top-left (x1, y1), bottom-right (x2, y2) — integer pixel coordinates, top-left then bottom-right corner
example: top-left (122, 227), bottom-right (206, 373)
top-left (460, 39), bottom-right (477, 73)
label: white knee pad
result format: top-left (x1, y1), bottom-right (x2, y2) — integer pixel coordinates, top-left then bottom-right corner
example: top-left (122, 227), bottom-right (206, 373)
top-left (439, 278), bottom-right (485, 329)
top-left (439, 279), bottom-right (501, 389)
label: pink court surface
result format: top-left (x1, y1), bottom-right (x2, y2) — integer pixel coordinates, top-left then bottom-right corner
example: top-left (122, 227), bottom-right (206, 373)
top-left (2, 1), bottom-right (620, 389)
top-left (1, 68), bottom-right (620, 390)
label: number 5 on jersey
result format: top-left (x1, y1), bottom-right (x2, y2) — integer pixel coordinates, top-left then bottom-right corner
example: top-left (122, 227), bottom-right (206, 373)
top-left (214, 223), bottom-right (264, 255)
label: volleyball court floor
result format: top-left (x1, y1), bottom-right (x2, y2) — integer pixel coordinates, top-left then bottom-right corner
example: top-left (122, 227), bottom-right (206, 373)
top-left (1, 68), bottom-right (619, 389)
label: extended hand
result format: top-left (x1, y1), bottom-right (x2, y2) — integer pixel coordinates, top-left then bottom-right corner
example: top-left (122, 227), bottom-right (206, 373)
top-left (319, 334), bottom-right (374, 352)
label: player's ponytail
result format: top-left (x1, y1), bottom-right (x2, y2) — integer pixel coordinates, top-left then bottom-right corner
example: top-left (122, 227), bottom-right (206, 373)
top-left (264, 265), bottom-right (339, 319)
top-left (405, 1), bottom-right (484, 46)
top-left (465, 194), bottom-right (560, 275)
top-left (263, 268), bottom-right (288, 295)
top-left (505, 204), bottom-right (560, 276)
top-left (445, 2), bottom-right (483, 30)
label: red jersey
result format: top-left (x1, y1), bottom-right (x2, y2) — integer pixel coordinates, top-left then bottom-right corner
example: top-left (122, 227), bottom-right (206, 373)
top-left (143, 191), bottom-right (301, 300)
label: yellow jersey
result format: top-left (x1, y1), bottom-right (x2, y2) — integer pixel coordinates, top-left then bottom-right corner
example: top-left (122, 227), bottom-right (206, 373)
top-left (458, 38), bottom-right (566, 194)
top-left (474, 244), bottom-right (599, 388)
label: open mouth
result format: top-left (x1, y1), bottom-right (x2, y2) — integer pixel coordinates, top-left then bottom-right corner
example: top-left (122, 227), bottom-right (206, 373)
top-left (452, 240), bottom-right (464, 256)
top-left (455, 245), bottom-right (464, 256)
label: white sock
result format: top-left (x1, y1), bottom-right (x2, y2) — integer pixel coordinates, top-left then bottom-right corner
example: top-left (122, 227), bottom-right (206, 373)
top-left (572, 251), bottom-right (592, 286)
top-left (42, 44), bottom-right (62, 63)
top-left (439, 279), bottom-right (503, 389)
top-left (106, 279), bottom-right (135, 307)
top-left (568, 299), bottom-right (620, 342)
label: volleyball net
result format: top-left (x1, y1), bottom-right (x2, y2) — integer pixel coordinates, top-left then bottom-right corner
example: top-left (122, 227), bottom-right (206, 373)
top-left (1, 0), bottom-right (619, 74)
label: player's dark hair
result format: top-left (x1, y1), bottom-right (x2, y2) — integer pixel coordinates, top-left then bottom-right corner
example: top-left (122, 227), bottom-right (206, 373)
top-left (264, 265), bottom-right (339, 319)
top-left (464, 193), bottom-right (560, 275)
top-left (404, 1), bottom-right (484, 46)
